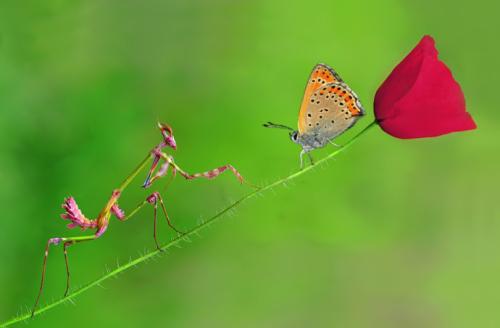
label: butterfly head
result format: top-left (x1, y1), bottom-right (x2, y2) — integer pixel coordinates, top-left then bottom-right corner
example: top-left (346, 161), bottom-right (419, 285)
top-left (289, 131), bottom-right (299, 144)
top-left (158, 122), bottom-right (177, 150)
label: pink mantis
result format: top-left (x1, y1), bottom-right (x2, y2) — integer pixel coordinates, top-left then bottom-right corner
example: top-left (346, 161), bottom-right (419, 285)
top-left (31, 122), bottom-right (246, 316)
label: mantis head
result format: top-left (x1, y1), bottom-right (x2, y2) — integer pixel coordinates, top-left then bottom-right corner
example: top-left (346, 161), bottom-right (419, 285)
top-left (158, 122), bottom-right (177, 150)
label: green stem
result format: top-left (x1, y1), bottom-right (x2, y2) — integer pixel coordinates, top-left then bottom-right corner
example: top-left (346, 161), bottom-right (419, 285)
top-left (0, 121), bottom-right (377, 328)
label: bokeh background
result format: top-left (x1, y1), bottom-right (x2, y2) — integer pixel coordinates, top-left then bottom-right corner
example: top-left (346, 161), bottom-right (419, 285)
top-left (0, 0), bottom-right (498, 327)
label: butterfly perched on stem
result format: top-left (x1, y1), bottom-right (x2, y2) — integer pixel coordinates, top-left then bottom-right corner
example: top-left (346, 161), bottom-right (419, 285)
top-left (264, 63), bottom-right (364, 168)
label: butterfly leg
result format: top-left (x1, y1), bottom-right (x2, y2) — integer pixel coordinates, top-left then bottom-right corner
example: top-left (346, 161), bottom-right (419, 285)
top-left (328, 140), bottom-right (342, 148)
top-left (307, 152), bottom-right (315, 166)
top-left (299, 150), bottom-right (306, 169)
top-left (299, 150), bottom-right (314, 169)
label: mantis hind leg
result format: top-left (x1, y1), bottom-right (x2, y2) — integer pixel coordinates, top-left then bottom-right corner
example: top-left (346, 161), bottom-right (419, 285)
top-left (63, 236), bottom-right (96, 297)
top-left (32, 235), bottom-right (95, 317)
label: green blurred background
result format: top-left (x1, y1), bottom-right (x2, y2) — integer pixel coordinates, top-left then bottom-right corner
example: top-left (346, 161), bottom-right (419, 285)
top-left (0, 0), bottom-right (498, 327)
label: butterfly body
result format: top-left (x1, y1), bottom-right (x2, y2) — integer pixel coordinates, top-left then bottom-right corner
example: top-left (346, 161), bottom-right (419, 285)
top-left (264, 63), bottom-right (364, 167)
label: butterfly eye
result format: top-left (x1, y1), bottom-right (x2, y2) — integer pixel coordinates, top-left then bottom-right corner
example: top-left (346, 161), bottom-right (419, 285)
top-left (289, 131), bottom-right (299, 143)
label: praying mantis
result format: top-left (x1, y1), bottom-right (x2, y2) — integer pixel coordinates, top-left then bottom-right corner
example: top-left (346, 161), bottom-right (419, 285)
top-left (31, 122), bottom-right (246, 317)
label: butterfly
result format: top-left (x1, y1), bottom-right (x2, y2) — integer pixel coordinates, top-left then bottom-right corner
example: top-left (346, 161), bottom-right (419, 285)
top-left (264, 63), bottom-right (364, 168)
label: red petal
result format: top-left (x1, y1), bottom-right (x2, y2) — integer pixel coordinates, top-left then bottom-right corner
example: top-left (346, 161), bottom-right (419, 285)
top-left (374, 35), bottom-right (476, 138)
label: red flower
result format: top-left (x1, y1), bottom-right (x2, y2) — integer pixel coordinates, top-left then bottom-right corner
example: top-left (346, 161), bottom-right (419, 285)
top-left (374, 35), bottom-right (476, 139)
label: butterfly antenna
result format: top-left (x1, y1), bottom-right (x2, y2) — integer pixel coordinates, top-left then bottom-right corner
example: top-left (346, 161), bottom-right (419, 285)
top-left (262, 122), bottom-right (294, 131)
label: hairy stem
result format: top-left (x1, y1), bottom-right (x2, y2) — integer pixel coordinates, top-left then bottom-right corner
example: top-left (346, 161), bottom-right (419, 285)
top-left (0, 121), bottom-right (377, 328)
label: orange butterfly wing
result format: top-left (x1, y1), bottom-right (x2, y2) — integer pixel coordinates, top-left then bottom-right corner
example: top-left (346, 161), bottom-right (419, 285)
top-left (302, 82), bottom-right (365, 142)
top-left (297, 64), bottom-right (343, 134)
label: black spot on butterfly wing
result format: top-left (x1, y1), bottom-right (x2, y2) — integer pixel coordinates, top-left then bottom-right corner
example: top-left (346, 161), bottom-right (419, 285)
top-left (314, 63), bottom-right (344, 83)
top-left (304, 82), bottom-right (363, 142)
